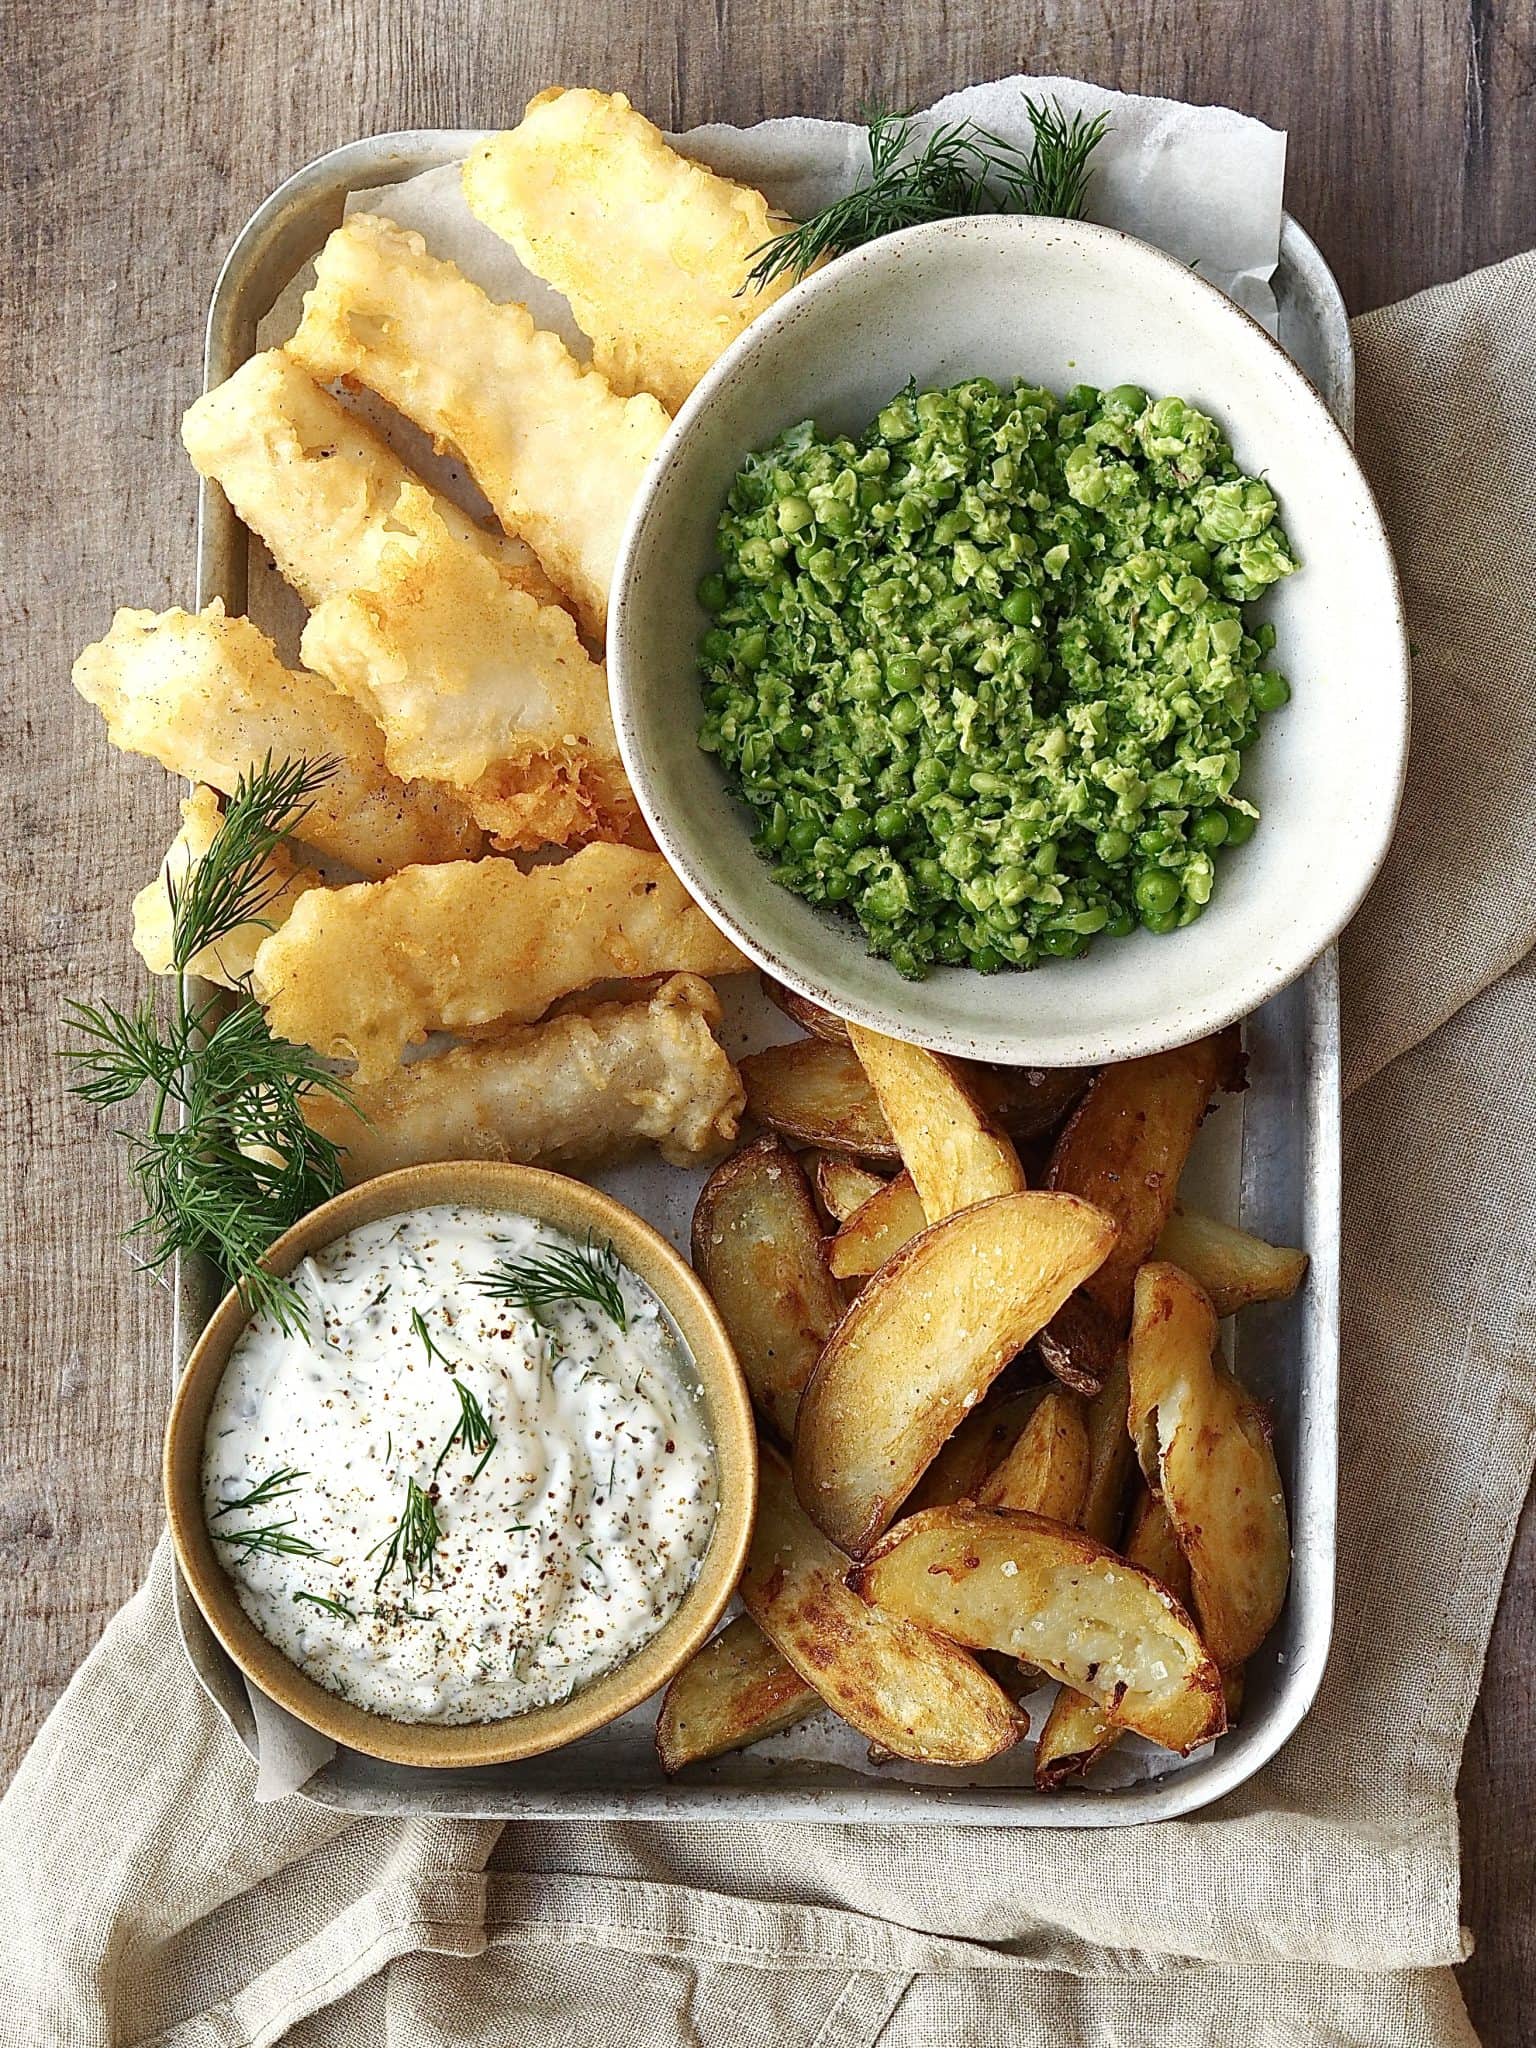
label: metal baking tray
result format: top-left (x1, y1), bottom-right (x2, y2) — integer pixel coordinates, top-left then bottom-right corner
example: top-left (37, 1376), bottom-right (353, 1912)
top-left (173, 130), bottom-right (1346, 1825)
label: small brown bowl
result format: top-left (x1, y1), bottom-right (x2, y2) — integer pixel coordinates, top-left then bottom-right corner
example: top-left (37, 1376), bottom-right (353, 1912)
top-left (164, 1161), bottom-right (756, 1768)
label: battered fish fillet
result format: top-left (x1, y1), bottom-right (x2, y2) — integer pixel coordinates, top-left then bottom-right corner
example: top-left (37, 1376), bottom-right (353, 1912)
top-left (304, 974), bottom-right (744, 1181)
top-left (251, 842), bottom-right (748, 1080)
top-left (287, 213), bottom-right (671, 642)
top-left (299, 483), bottom-right (638, 852)
top-left (180, 350), bottom-right (562, 610)
top-left (72, 604), bottom-right (483, 877)
top-left (461, 88), bottom-right (803, 414)
top-left (132, 785), bottom-right (322, 987)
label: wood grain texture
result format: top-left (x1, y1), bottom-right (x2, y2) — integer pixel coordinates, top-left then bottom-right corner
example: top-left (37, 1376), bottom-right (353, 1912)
top-left (3, 2), bottom-right (1533, 2040)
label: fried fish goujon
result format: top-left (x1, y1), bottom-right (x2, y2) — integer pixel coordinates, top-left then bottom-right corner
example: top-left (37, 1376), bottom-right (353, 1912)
top-left (288, 213), bottom-right (670, 642)
top-left (72, 605), bottom-right (483, 876)
top-left (462, 88), bottom-right (802, 414)
top-left (132, 786), bottom-right (323, 988)
top-left (300, 483), bottom-right (637, 852)
top-left (253, 843), bottom-right (749, 1078)
top-left (180, 350), bottom-right (560, 610)
top-left (302, 974), bottom-right (743, 1181)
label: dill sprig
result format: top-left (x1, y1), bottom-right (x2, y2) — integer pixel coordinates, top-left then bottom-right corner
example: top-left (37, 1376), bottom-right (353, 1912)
top-left (435, 1379), bottom-right (498, 1482)
top-left (211, 1519), bottom-right (323, 1561)
top-left (369, 1478), bottom-right (442, 1593)
top-left (479, 1237), bottom-right (628, 1332)
top-left (62, 755), bottom-right (353, 1336)
top-left (211, 1465), bottom-right (307, 1518)
top-left (747, 95), bottom-right (1109, 290)
top-left (294, 1589), bottom-right (355, 1621)
top-left (411, 1306), bottom-right (454, 1372)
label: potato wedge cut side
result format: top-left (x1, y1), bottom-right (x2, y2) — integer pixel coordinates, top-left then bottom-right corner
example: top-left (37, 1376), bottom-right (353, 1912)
top-left (741, 1452), bottom-right (1024, 1766)
top-left (826, 1170), bottom-right (926, 1281)
top-left (740, 1039), bottom-right (897, 1161)
top-left (847, 1023), bottom-right (1027, 1219)
top-left (978, 1385), bottom-right (1090, 1525)
top-left (794, 1191), bottom-right (1117, 1555)
top-left (850, 1504), bottom-right (1225, 1754)
top-left (1129, 1261), bottom-right (1291, 1669)
top-left (1079, 1352), bottom-right (1137, 1546)
top-left (1033, 1486), bottom-right (1192, 1789)
top-left (692, 1136), bottom-right (845, 1444)
top-left (906, 1388), bottom-right (1045, 1513)
top-left (1153, 1207), bottom-right (1309, 1318)
top-left (1046, 1027), bottom-right (1241, 1321)
top-left (656, 1614), bottom-right (819, 1773)
top-left (812, 1152), bottom-right (888, 1227)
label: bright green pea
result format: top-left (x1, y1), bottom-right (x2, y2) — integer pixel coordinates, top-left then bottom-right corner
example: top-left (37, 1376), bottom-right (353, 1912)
top-left (832, 808), bottom-right (871, 850)
top-left (888, 654), bottom-right (925, 693)
top-left (697, 572), bottom-right (727, 613)
top-left (1040, 927), bottom-right (1087, 957)
top-left (1000, 588), bottom-right (1034, 627)
top-left (777, 495), bottom-right (814, 534)
top-left (1135, 869), bottom-right (1181, 917)
top-left (1103, 909), bottom-right (1137, 938)
top-left (1193, 809), bottom-right (1230, 848)
top-left (1096, 827), bottom-right (1132, 863)
top-left (874, 800), bottom-right (907, 840)
top-left (1142, 906), bottom-right (1180, 935)
top-left (1251, 669), bottom-right (1291, 711)
top-left (1105, 383), bottom-right (1148, 414)
top-left (736, 628), bottom-right (768, 669)
top-left (1031, 839), bottom-right (1059, 877)
top-left (889, 696), bottom-right (921, 736)
top-left (787, 819), bottom-right (819, 854)
top-left (970, 945), bottom-right (1003, 973)
top-left (1224, 806), bottom-right (1258, 846)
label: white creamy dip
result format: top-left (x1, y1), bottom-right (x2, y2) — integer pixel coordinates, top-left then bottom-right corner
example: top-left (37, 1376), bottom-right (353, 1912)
top-left (202, 1203), bottom-right (717, 1724)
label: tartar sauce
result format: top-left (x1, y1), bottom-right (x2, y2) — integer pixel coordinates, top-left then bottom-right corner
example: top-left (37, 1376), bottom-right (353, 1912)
top-left (202, 1203), bottom-right (717, 1724)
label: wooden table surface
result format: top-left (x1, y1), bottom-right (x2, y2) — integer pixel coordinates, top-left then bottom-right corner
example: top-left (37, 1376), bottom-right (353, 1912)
top-left (6, 2), bottom-right (1534, 2038)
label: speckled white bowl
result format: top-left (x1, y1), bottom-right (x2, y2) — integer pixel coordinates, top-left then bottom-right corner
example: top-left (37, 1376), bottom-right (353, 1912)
top-left (609, 214), bottom-right (1408, 1067)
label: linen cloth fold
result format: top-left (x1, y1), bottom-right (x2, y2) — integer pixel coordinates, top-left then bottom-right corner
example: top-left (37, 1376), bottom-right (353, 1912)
top-left (4, 250), bottom-right (1534, 2048)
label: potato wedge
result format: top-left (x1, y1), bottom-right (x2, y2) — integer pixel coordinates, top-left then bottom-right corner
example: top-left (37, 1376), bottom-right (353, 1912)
top-left (760, 974), bottom-right (850, 1044)
top-left (847, 1023), bottom-right (1027, 1220)
top-left (850, 1504), bottom-right (1225, 1754)
top-left (978, 1385), bottom-right (1089, 1526)
top-left (906, 1388), bottom-right (1045, 1513)
top-left (1129, 1262), bottom-right (1291, 1669)
top-left (1032, 1486), bottom-right (1192, 1789)
top-left (826, 1170), bottom-right (926, 1281)
top-left (1153, 1206), bottom-right (1309, 1318)
top-left (1079, 1351), bottom-right (1137, 1545)
top-left (692, 1137), bottom-right (845, 1444)
top-left (972, 1063), bottom-right (1093, 1143)
top-left (794, 1191), bottom-right (1117, 1554)
top-left (1046, 1027), bottom-right (1242, 1321)
top-left (811, 1152), bottom-right (888, 1227)
top-left (741, 1452), bottom-right (1024, 1766)
top-left (656, 1614), bottom-right (819, 1772)
top-left (740, 1040), bottom-right (897, 1161)
top-left (1033, 1286), bottom-right (1120, 1398)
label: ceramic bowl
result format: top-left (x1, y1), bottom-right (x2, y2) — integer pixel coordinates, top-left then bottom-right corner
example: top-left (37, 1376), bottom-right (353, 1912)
top-left (164, 1162), bottom-right (756, 1768)
top-left (609, 214), bottom-right (1409, 1066)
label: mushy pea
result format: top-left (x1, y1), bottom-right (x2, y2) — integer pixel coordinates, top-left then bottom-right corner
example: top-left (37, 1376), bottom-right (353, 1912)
top-left (697, 377), bottom-right (1298, 977)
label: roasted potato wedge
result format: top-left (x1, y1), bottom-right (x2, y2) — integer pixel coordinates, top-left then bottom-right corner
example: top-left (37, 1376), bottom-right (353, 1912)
top-left (906, 1388), bottom-right (1045, 1513)
top-left (1046, 1027), bottom-right (1241, 1321)
top-left (1129, 1261), bottom-right (1291, 1669)
top-left (1078, 1351), bottom-right (1137, 1545)
top-left (1033, 1286), bottom-right (1120, 1397)
top-left (760, 974), bottom-right (851, 1044)
top-left (850, 1504), bottom-right (1225, 1754)
top-left (972, 1063), bottom-right (1093, 1143)
top-left (1153, 1206), bottom-right (1309, 1318)
top-left (741, 1451), bottom-right (1024, 1766)
top-left (811, 1152), bottom-right (888, 1227)
top-left (977, 1385), bottom-right (1089, 1526)
top-left (1032, 1486), bottom-right (1192, 1788)
top-left (656, 1614), bottom-right (819, 1772)
top-left (794, 1191), bottom-right (1117, 1554)
top-left (826, 1169), bottom-right (926, 1281)
top-left (691, 1136), bottom-right (845, 1444)
top-left (740, 1039), bottom-right (897, 1161)
top-left (847, 1023), bottom-right (1027, 1219)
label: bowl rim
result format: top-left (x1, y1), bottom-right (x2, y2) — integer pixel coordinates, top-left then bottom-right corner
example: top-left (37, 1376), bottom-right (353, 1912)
top-left (608, 211), bottom-right (1410, 1067)
top-left (163, 1161), bottom-right (757, 1769)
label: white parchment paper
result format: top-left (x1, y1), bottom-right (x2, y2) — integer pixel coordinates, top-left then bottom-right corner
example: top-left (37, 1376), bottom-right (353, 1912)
top-left (239, 74), bottom-right (1282, 1797)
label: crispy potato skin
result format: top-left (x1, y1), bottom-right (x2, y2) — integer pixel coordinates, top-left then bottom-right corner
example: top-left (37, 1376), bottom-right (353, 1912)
top-left (1129, 1261), bottom-right (1292, 1670)
top-left (971, 1064), bottom-right (1093, 1143)
top-left (793, 1191), bottom-right (1117, 1555)
top-left (739, 1040), bottom-right (898, 1161)
top-left (691, 1136), bottom-right (845, 1444)
top-left (655, 1613), bottom-right (818, 1773)
top-left (759, 976), bottom-right (851, 1044)
top-left (740, 1451), bottom-right (1023, 1767)
top-left (1046, 1026), bottom-right (1242, 1323)
top-left (847, 1024), bottom-right (1027, 1219)
top-left (850, 1503), bottom-right (1225, 1755)
top-left (1078, 1352), bottom-right (1137, 1547)
top-left (1153, 1206), bottom-right (1309, 1318)
top-left (906, 1388), bottom-right (1045, 1514)
top-left (811, 1153), bottom-right (887, 1227)
top-left (1033, 1286), bottom-right (1120, 1397)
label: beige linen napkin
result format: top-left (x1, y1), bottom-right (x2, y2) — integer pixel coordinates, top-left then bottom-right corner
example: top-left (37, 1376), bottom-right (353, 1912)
top-left (5, 250), bottom-right (1534, 2048)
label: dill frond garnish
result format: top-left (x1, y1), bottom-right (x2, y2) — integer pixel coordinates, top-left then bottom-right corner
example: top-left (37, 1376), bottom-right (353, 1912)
top-left (435, 1379), bottom-right (498, 1482)
top-left (293, 1589), bottom-right (355, 1621)
top-left (62, 755), bottom-right (353, 1336)
top-left (369, 1479), bottom-right (442, 1593)
top-left (746, 95), bottom-right (1109, 291)
top-left (479, 1237), bottom-right (629, 1332)
top-left (210, 1465), bottom-right (307, 1518)
top-left (410, 1306), bottom-right (454, 1372)
top-left (210, 1519), bottom-right (324, 1561)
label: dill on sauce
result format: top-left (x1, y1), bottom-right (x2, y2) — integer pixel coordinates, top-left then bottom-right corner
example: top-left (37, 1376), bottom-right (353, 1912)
top-left (210, 1465), bottom-right (307, 1517)
top-left (210, 1519), bottom-right (324, 1562)
top-left (293, 1589), bottom-right (355, 1621)
top-left (746, 96), bottom-right (1109, 291)
top-left (435, 1378), bottom-right (498, 1482)
top-left (478, 1237), bottom-right (629, 1332)
top-left (369, 1479), bottom-right (442, 1593)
